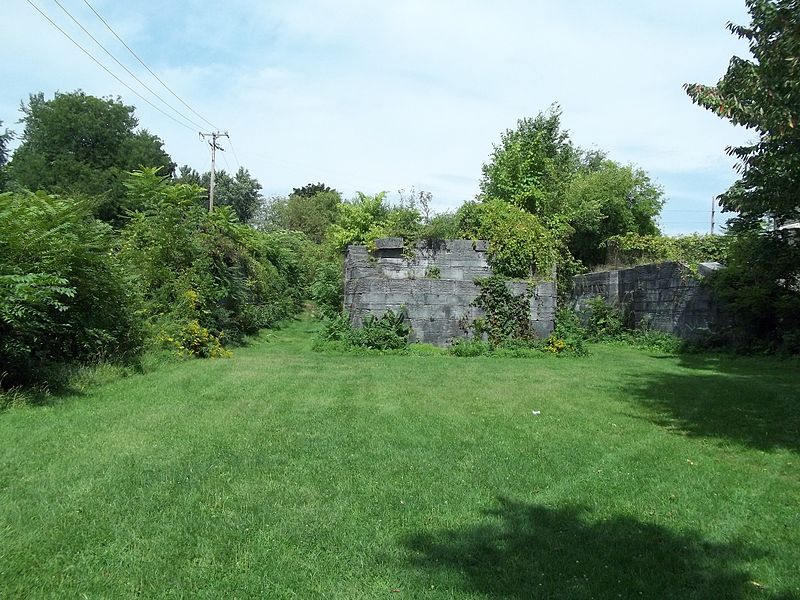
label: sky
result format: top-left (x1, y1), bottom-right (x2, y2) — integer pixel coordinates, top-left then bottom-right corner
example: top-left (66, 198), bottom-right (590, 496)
top-left (2, 0), bottom-right (755, 235)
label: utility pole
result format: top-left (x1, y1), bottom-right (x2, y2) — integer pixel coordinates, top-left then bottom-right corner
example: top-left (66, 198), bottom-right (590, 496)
top-left (711, 196), bottom-right (716, 234)
top-left (199, 131), bottom-right (229, 211)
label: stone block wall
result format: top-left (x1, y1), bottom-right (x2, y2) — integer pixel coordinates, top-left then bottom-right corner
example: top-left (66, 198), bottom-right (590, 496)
top-left (570, 261), bottom-right (722, 340)
top-left (344, 239), bottom-right (556, 345)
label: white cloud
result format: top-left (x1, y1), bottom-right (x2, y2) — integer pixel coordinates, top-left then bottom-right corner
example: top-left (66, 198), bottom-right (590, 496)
top-left (2, 0), bottom-right (754, 232)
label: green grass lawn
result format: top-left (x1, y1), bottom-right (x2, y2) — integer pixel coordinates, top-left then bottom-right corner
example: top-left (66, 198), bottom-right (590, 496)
top-left (1, 319), bottom-right (798, 599)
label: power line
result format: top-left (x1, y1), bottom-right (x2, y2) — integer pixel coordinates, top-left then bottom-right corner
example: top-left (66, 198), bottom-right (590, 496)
top-left (227, 137), bottom-right (243, 172)
top-left (221, 149), bottom-right (232, 173)
top-left (25, 0), bottom-right (197, 132)
top-left (50, 0), bottom-right (204, 131)
top-left (81, 0), bottom-right (220, 132)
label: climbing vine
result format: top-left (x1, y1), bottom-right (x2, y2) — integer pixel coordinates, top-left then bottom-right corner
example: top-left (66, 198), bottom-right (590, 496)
top-left (470, 276), bottom-right (534, 346)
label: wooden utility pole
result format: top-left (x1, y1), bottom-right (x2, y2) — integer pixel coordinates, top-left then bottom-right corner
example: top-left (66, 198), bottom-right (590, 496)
top-left (711, 196), bottom-right (716, 234)
top-left (199, 131), bottom-right (229, 211)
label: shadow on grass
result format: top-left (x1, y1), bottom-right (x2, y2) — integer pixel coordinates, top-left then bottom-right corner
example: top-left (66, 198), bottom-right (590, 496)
top-left (404, 497), bottom-right (782, 599)
top-left (626, 353), bottom-right (800, 453)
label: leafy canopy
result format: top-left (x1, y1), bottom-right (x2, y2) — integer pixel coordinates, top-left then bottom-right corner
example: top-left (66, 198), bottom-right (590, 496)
top-left (685, 0), bottom-right (800, 350)
top-left (685, 0), bottom-right (800, 228)
top-left (480, 105), bottom-right (663, 268)
top-left (174, 165), bottom-right (264, 223)
top-left (566, 160), bottom-right (664, 266)
top-left (261, 188), bottom-right (343, 243)
top-left (480, 104), bottom-right (579, 220)
top-left (8, 91), bottom-right (174, 223)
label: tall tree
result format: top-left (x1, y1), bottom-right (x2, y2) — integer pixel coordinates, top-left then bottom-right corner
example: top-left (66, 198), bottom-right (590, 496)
top-left (480, 105), bottom-right (579, 221)
top-left (0, 120), bottom-right (12, 191)
top-left (274, 189), bottom-right (343, 243)
top-left (8, 91), bottom-right (174, 222)
top-left (685, 0), bottom-right (800, 350)
top-left (685, 0), bottom-right (799, 229)
top-left (480, 106), bottom-right (663, 268)
top-left (212, 167), bottom-right (263, 223)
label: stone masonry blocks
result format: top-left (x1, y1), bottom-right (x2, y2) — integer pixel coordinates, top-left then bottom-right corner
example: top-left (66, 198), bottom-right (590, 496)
top-left (569, 261), bottom-right (721, 340)
top-left (344, 239), bottom-right (556, 346)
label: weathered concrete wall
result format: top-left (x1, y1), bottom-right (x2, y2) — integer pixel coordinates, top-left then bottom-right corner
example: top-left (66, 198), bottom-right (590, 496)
top-left (570, 261), bottom-right (722, 340)
top-left (344, 238), bottom-right (556, 345)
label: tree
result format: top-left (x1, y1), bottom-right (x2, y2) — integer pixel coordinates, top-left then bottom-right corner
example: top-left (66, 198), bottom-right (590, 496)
top-left (0, 120), bottom-right (12, 191)
top-left (480, 105), bottom-right (579, 221)
top-left (209, 167), bottom-right (263, 223)
top-left (283, 190), bottom-right (342, 243)
top-left (685, 0), bottom-right (800, 350)
top-left (174, 165), bottom-right (263, 223)
top-left (480, 106), bottom-right (663, 269)
top-left (685, 0), bottom-right (799, 229)
top-left (8, 91), bottom-right (174, 222)
top-left (327, 192), bottom-right (390, 250)
top-left (565, 160), bottom-right (664, 266)
top-left (292, 182), bottom-right (335, 198)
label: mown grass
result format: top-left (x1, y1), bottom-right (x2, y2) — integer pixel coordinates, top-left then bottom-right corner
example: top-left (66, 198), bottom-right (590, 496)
top-left (1, 319), bottom-right (798, 599)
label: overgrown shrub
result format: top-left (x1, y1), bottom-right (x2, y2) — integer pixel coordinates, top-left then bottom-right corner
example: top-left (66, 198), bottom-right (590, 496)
top-left (605, 232), bottom-right (732, 267)
top-left (310, 260), bottom-right (344, 317)
top-left (120, 168), bottom-right (307, 356)
top-left (706, 230), bottom-right (800, 353)
top-left (448, 338), bottom-right (491, 357)
top-left (569, 296), bottom-right (682, 353)
top-left (351, 310), bottom-right (411, 350)
top-left (419, 212), bottom-right (459, 242)
top-left (0, 191), bottom-right (142, 385)
top-left (584, 296), bottom-right (625, 338)
top-left (548, 308), bottom-right (588, 355)
top-left (457, 200), bottom-right (560, 278)
top-left (315, 310), bottom-right (411, 351)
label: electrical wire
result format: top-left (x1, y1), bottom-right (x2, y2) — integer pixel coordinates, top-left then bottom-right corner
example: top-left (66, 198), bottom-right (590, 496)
top-left (227, 137), bottom-right (243, 172)
top-left (221, 149), bottom-right (232, 173)
top-left (81, 0), bottom-right (220, 132)
top-left (26, 0), bottom-right (197, 132)
top-left (51, 0), bottom-right (205, 131)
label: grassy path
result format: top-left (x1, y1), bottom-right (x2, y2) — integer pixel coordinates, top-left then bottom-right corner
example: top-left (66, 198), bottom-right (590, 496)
top-left (1, 319), bottom-right (798, 598)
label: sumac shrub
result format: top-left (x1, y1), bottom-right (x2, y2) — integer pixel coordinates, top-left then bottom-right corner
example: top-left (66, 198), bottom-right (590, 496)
top-left (0, 191), bottom-right (142, 385)
top-left (351, 310), bottom-right (411, 350)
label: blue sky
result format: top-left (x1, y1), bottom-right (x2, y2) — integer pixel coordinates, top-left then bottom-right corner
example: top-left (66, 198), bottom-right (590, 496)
top-left (2, 0), bottom-right (754, 234)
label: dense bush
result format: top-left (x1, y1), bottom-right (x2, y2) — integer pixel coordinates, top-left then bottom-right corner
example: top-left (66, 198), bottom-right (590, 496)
top-left (548, 308), bottom-right (589, 356)
top-left (310, 260), bottom-right (344, 317)
top-left (605, 233), bottom-right (732, 267)
top-left (315, 310), bottom-right (411, 351)
top-left (457, 200), bottom-right (560, 278)
top-left (707, 230), bottom-right (800, 353)
top-left (569, 296), bottom-right (682, 352)
top-left (0, 191), bottom-right (142, 385)
top-left (584, 296), bottom-right (625, 338)
top-left (120, 168), bottom-right (309, 356)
